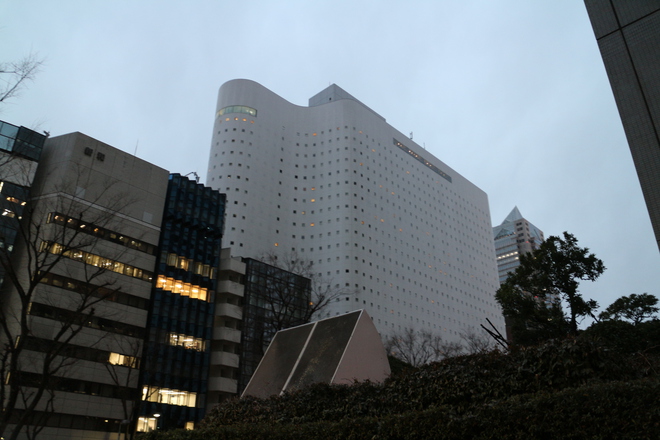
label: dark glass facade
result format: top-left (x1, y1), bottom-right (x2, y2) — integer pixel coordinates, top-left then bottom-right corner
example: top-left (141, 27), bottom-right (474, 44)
top-left (0, 120), bottom-right (45, 286)
top-left (0, 121), bottom-right (45, 161)
top-left (139, 174), bottom-right (225, 430)
top-left (238, 258), bottom-right (311, 393)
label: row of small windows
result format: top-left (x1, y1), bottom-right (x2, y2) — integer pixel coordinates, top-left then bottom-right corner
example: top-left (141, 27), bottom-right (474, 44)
top-left (214, 127), bottom-right (453, 193)
top-left (155, 275), bottom-right (209, 301)
top-left (14, 410), bottom-right (126, 433)
top-left (164, 252), bottom-right (216, 279)
top-left (216, 155), bottom-right (486, 247)
top-left (393, 138), bottom-right (452, 183)
top-left (48, 212), bottom-right (157, 255)
top-left (28, 302), bottom-right (145, 338)
top-left (39, 271), bottom-right (150, 310)
top-left (137, 418), bottom-right (194, 432)
top-left (41, 241), bottom-right (154, 282)
top-left (24, 336), bottom-right (140, 369)
top-left (17, 372), bottom-right (136, 403)
top-left (282, 243), bottom-right (496, 306)
top-left (216, 105), bottom-right (257, 118)
top-left (214, 123), bottom-right (498, 323)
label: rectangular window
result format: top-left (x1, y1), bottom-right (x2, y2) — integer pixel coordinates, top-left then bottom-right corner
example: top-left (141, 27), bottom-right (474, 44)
top-left (168, 332), bottom-right (206, 351)
top-left (156, 275), bottom-right (208, 301)
top-left (47, 212), bottom-right (156, 255)
top-left (142, 386), bottom-right (197, 407)
top-left (41, 241), bottom-right (153, 282)
top-left (108, 352), bottom-right (139, 368)
top-left (166, 253), bottom-right (214, 279)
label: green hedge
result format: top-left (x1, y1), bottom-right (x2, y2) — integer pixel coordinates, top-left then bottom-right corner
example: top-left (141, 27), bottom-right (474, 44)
top-left (139, 380), bottom-right (660, 440)
top-left (138, 338), bottom-right (659, 439)
top-left (199, 338), bottom-right (638, 427)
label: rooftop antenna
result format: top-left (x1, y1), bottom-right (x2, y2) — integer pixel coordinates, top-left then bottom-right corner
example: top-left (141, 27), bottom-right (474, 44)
top-left (410, 131), bottom-right (413, 140)
top-left (184, 171), bottom-right (200, 183)
top-left (134, 140), bottom-right (139, 156)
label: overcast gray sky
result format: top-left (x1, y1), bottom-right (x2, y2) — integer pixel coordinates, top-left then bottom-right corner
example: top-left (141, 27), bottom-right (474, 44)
top-left (2, 0), bottom-right (658, 326)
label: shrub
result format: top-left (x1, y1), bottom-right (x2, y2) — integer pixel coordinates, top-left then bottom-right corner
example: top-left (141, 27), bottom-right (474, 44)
top-left (141, 380), bottom-right (660, 440)
top-left (200, 338), bottom-right (638, 428)
top-left (141, 337), bottom-right (656, 439)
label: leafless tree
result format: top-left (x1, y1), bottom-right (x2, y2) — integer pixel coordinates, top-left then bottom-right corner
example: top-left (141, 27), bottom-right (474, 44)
top-left (459, 326), bottom-right (495, 355)
top-left (384, 328), bottom-right (464, 367)
top-left (438, 340), bottom-right (466, 359)
top-left (0, 164), bottom-right (138, 439)
top-left (104, 336), bottom-right (143, 440)
top-left (258, 250), bottom-right (348, 325)
top-left (0, 53), bottom-right (44, 108)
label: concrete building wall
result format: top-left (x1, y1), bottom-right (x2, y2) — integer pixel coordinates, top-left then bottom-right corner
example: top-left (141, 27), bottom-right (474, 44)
top-left (3, 132), bottom-right (168, 439)
top-left (207, 248), bottom-right (245, 407)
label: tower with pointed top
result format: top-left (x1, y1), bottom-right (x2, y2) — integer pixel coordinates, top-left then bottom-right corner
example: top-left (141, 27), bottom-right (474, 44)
top-left (492, 207), bottom-right (544, 285)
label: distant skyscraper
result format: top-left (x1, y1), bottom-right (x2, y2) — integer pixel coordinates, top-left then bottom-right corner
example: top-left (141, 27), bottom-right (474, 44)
top-left (493, 207), bottom-right (544, 285)
top-left (206, 79), bottom-right (504, 340)
top-left (584, 1), bottom-right (660, 251)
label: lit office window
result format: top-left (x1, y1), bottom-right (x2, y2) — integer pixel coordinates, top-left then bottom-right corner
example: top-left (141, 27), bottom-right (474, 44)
top-left (142, 386), bottom-right (197, 407)
top-left (168, 332), bottom-right (206, 351)
top-left (156, 276), bottom-right (208, 301)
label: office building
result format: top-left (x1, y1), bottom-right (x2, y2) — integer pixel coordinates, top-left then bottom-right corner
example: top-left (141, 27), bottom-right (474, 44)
top-left (584, 1), bottom-right (660, 251)
top-left (207, 251), bottom-right (313, 401)
top-left (237, 257), bottom-right (311, 394)
top-left (492, 206), bottom-right (544, 285)
top-left (1, 132), bottom-right (168, 439)
top-left (138, 174), bottom-right (225, 432)
top-left (206, 79), bottom-right (504, 340)
top-left (2, 126), bottom-right (314, 437)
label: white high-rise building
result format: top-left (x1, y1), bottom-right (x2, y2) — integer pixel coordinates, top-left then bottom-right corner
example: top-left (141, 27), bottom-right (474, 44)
top-left (206, 79), bottom-right (503, 340)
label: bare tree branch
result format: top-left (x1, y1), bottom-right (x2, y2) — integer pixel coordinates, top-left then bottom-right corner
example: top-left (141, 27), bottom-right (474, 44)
top-left (459, 326), bottom-right (496, 355)
top-left (258, 250), bottom-right (348, 324)
top-left (0, 52), bottom-right (44, 107)
top-left (0, 164), bottom-right (141, 439)
top-left (104, 336), bottom-right (142, 440)
top-left (384, 328), bottom-right (463, 367)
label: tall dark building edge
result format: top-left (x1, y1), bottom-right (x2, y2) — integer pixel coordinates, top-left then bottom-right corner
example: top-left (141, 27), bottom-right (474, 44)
top-left (584, 1), bottom-right (660, 251)
top-left (0, 120), bottom-right (46, 286)
top-left (139, 173), bottom-right (226, 431)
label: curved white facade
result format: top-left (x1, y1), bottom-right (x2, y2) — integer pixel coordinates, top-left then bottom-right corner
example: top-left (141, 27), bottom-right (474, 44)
top-left (207, 79), bottom-right (503, 340)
